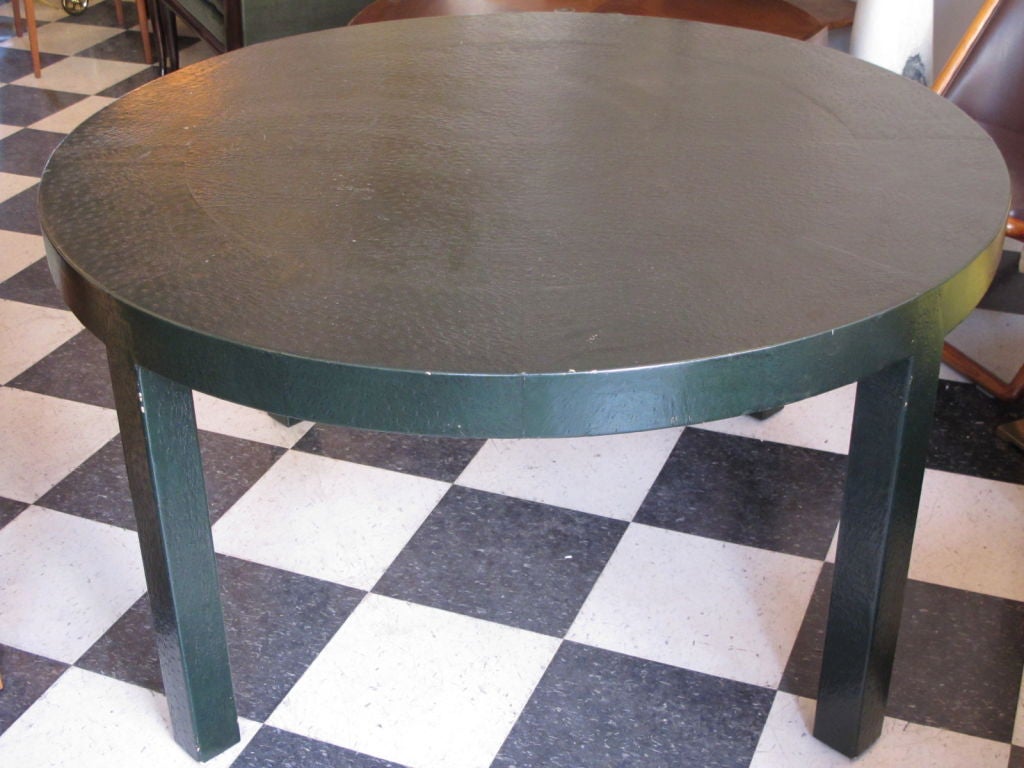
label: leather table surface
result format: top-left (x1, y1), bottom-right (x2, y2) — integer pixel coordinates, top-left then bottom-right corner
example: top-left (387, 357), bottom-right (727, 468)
top-left (39, 14), bottom-right (1009, 434)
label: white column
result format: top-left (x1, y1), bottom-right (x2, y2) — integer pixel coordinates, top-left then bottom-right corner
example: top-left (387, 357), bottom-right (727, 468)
top-left (850, 0), bottom-right (935, 84)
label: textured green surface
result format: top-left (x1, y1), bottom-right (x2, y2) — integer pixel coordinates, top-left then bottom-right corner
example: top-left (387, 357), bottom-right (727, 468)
top-left (40, 14), bottom-right (1007, 436)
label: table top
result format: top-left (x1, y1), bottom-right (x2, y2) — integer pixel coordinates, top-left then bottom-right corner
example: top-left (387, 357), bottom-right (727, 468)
top-left (40, 13), bottom-right (1008, 436)
top-left (349, 0), bottom-right (826, 41)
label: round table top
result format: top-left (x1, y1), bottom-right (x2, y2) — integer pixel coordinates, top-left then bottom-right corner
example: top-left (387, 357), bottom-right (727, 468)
top-left (40, 13), bottom-right (1009, 436)
top-left (349, 0), bottom-right (826, 41)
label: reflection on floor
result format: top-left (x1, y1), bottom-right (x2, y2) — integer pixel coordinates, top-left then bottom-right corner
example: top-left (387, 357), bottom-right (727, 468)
top-left (1, 4), bottom-right (1022, 766)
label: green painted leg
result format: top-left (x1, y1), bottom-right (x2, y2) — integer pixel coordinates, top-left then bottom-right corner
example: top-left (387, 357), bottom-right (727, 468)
top-left (107, 348), bottom-right (240, 761)
top-left (813, 344), bottom-right (941, 757)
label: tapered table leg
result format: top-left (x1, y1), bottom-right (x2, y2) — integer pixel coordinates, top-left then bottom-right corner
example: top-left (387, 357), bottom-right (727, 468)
top-left (107, 347), bottom-right (240, 761)
top-left (814, 344), bottom-right (941, 756)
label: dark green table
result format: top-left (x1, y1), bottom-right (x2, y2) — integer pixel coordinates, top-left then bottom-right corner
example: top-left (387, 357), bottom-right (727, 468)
top-left (39, 13), bottom-right (1008, 762)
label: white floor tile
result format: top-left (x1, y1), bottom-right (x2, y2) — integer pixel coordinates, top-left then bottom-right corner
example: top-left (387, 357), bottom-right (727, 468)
top-left (1, 20), bottom-right (119, 56)
top-left (909, 469), bottom-right (1024, 602)
top-left (945, 308), bottom-right (1024, 385)
top-left (193, 391), bottom-right (313, 448)
top-left (269, 594), bottom-right (560, 768)
top-left (0, 123), bottom-right (22, 141)
top-left (0, 506), bottom-right (144, 663)
top-left (12, 56), bottom-right (150, 94)
top-left (456, 428), bottom-right (682, 520)
top-left (0, 231), bottom-right (43, 283)
top-left (0, 297), bottom-right (81, 383)
top-left (0, 668), bottom-right (259, 767)
top-left (750, 693), bottom-right (1011, 767)
top-left (212, 451), bottom-right (449, 589)
top-left (0, 387), bottom-right (118, 502)
top-left (697, 383), bottom-right (855, 455)
top-left (1, 21), bottom-right (120, 55)
top-left (29, 94), bottom-right (115, 133)
top-left (0, 171), bottom-right (38, 204)
top-left (567, 524), bottom-right (821, 688)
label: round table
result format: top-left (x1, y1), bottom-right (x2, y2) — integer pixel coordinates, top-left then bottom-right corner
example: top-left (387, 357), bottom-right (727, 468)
top-left (39, 13), bottom-right (1008, 762)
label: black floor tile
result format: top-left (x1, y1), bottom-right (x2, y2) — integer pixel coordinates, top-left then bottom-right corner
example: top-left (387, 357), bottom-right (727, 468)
top-left (375, 486), bottom-right (626, 636)
top-left (233, 726), bottom-right (410, 768)
top-left (978, 250), bottom-right (1024, 315)
top-left (9, 329), bottom-right (113, 408)
top-left (0, 128), bottom-right (65, 176)
top-left (0, 48), bottom-right (65, 84)
top-left (780, 565), bottom-right (1024, 743)
top-left (492, 642), bottom-right (775, 768)
top-left (76, 30), bottom-right (151, 63)
top-left (0, 645), bottom-right (68, 734)
top-left (1009, 745), bottom-right (1024, 768)
top-left (37, 430), bottom-right (285, 529)
top-left (635, 428), bottom-right (845, 559)
top-left (0, 256), bottom-right (63, 308)
top-left (76, 555), bottom-right (365, 721)
top-left (927, 381), bottom-right (1024, 485)
top-left (98, 63), bottom-right (158, 97)
top-left (294, 424), bottom-right (484, 483)
top-left (0, 496), bottom-right (27, 528)
top-left (0, 184), bottom-right (40, 234)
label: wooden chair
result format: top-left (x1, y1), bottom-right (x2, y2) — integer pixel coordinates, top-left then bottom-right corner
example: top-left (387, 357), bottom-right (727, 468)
top-left (933, 0), bottom-right (1024, 402)
top-left (10, 0), bottom-right (153, 78)
top-left (151, 0), bottom-right (373, 73)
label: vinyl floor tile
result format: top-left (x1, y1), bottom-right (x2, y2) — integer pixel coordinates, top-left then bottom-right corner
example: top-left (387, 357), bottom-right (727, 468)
top-left (0, 170), bottom-right (37, 203)
top-left (0, 231), bottom-right (41, 282)
top-left (493, 641), bottom-right (775, 768)
top-left (0, 668), bottom-right (260, 768)
top-left (1, 21), bottom-right (120, 56)
top-left (77, 555), bottom-right (365, 721)
top-left (456, 428), bottom-right (682, 520)
top-left (268, 595), bottom-right (560, 768)
top-left (294, 423), bottom-right (484, 482)
top-left (0, 48), bottom-right (64, 83)
top-left (568, 524), bottom-right (821, 688)
top-left (751, 693), bottom-right (1012, 768)
top-left (29, 93), bottom-right (113, 132)
top-left (11, 55), bottom-right (149, 94)
top-left (0, 83), bottom-right (82, 125)
top-left (781, 566), bottom-right (1024, 743)
top-left (374, 485), bottom-right (627, 636)
top-left (0, 128), bottom-right (64, 176)
top-left (0, 298), bottom-right (80, 383)
top-left (0, 506), bottom-right (144, 662)
top-left (213, 450), bottom-right (449, 589)
top-left (8, 327), bottom-right (112, 407)
top-left (37, 429), bottom-right (285, 530)
top-left (233, 726), bottom-right (409, 768)
top-left (0, 495), bottom-right (25, 527)
top-left (634, 428), bottom-right (845, 559)
top-left (0, 644), bottom-right (67, 733)
top-left (0, 183), bottom-right (38, 233)
top-left (0, 255), bottom-right (64, 307)
top-left (75, 29), bottom-right (150, 63)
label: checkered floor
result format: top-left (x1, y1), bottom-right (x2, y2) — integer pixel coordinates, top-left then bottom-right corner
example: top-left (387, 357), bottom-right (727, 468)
top-left (1, 4), bottom-right (1023, 766)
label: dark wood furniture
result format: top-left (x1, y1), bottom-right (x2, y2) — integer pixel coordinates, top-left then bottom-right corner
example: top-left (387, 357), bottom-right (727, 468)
top-left (39, 13), bottom-right (1009, 762)
top-left (350, 0), bottom-right (829, 41)
top-left (151, 0), bottom-right (372, 72)
top-left (933, 0), bottom-right (1024, 402)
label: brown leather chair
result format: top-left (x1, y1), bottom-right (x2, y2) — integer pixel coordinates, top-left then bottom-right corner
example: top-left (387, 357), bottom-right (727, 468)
top-left (934, 0), bottom-right (1024, 404)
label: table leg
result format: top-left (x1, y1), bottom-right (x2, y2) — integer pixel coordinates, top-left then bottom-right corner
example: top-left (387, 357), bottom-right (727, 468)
top-left (107, 348), bottom-right (240, 761)
top-left (813, 346), bottom-right (940, 757)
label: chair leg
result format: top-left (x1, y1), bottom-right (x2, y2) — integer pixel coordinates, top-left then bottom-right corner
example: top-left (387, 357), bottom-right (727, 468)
top-left (113, 0), bottom-right (126, 28)
top-left (941, 342), bottom-right (1024, 401)
top-left (135, 0), bottom-right (153, 64)
top-left (11, 0), bottom-right (23, 37)
top-left (24, 0), bottom-right (41, 78)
